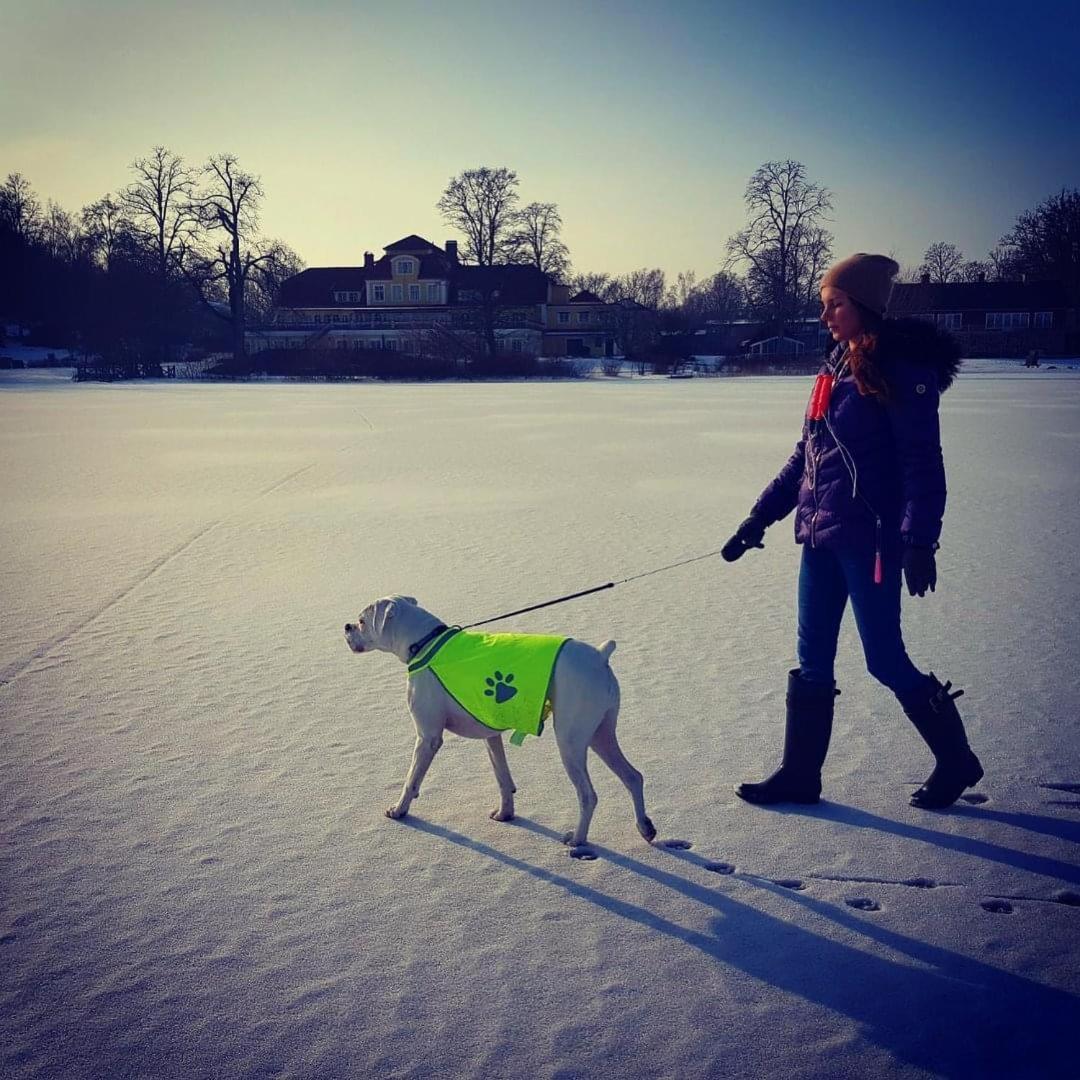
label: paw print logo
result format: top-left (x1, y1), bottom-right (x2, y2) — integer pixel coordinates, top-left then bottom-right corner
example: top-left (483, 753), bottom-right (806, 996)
top-left (485, 671), bottom-right (517, 705)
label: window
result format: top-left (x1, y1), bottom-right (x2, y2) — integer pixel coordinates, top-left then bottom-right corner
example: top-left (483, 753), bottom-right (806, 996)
top-left (385, 338), bottom-right (398, 351)
top-left (934, 313), bottom-right (961, 330)
top-left (372, 284), bottom-right (385, 302)
top-left (409, 284), bottom-right (421, 302)
top-left (985, 312), bottom-right (1030, 330)
top-left (392, 284), bottom-right (403, 302)
top-left (1034, 311), bottom-right (1053, 328)
top-left (427, 284), bottom-right (441, 302)
top-left (577, 311), bottom-right (590, 324)
top-left (395, 259), bottom-right (414, 275)
top-left (511, 339), bottom-right (523, 353)
top-left (557, 311), bottom-right (570, 324)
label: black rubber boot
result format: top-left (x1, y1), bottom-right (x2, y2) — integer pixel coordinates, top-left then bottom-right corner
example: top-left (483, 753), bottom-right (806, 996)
top-left (734, 670), bottom-right (838, 805)
top-left (899, 674), bottom-right (983, 809)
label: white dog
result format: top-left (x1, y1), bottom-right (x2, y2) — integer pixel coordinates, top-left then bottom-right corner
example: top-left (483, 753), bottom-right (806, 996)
top-left (344, 595), bottom-right (656, 855)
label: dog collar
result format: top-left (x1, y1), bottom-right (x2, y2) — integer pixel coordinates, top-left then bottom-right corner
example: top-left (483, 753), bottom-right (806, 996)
top-left (407, 623), bottom-right (449, 661)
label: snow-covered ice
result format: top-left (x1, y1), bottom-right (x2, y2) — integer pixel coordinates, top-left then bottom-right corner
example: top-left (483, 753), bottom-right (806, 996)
top-left (2, 369), bottom-right (1078, 1079)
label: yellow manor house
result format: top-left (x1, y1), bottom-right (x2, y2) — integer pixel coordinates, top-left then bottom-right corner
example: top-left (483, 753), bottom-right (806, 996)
top-left (249, 235), bottom-right (620, 360)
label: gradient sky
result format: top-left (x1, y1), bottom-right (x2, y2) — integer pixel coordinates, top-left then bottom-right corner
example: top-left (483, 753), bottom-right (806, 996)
top-left (2, 0), bottom-right (1077, 282)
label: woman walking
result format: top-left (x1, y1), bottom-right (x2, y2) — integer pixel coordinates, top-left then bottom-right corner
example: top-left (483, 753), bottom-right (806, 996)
top-left (723, 253), bottom-right (982, 809)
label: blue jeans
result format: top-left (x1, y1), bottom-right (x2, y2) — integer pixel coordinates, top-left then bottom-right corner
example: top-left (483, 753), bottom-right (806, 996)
top-left (797, 542), bottom-right (925, 695)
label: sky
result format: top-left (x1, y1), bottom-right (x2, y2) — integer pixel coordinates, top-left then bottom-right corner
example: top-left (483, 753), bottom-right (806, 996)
top-left (1, 0), bottom-right (1077, 283)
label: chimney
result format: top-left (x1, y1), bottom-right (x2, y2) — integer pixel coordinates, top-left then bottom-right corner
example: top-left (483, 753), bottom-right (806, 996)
top-left (363, 251), bottom-right (374, 270)
top-left (446, 240), bottom-right (459, 264)
top-left (920, 271), bottom-right (931, 284)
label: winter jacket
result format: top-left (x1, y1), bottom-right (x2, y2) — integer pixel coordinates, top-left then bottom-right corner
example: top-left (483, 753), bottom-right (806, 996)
top-left (752, 318), bottom-right (961, 551)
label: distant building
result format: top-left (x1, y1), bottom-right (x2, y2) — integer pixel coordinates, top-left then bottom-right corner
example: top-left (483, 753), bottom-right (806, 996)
top-left (888, 277), bottom-right (1075, 356)
top-left (249, 236), bottom-right (618, 359)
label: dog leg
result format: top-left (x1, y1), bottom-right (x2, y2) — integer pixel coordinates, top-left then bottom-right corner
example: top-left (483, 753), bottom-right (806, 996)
top-left (554, 723), bottom-right (597, 851)
top-left (485, 736), bottom-right (517, 821)
top-left (591, 712), bottom-right (656, 843)
top-left (387, 734), bottom-right (443, 819)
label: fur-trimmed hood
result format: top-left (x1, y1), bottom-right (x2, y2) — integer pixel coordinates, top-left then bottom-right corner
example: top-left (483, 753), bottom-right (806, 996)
top-left (875, 317), bottom-right (962, 391)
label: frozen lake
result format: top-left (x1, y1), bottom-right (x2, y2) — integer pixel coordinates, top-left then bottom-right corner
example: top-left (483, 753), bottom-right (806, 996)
top-left (2, 370), bottom-right (1079, 1078)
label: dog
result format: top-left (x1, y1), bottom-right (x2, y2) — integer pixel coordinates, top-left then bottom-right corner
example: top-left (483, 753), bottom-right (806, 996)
top-left (344, 595), bottom-right (656, 855)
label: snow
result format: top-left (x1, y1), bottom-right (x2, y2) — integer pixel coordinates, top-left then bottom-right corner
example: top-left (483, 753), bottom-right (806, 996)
top-left (1, 371), bottom-right (1078, 1079)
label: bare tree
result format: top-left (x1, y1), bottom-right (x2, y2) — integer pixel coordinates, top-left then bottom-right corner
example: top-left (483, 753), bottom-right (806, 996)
top-left (0, 172), bottom-right (42, 242)
top-left (615, 267), bottom-right (667, 310)
top-left (507, 201), bottom-right (570, 279)
top-left (40, 201), bottom-right (86, 264)
top-left (245, 240), bottom-right (306, 323)
top-left (958, 258), bottom-right (991, 283)
top-left (122, 146), bottom-right (198, 278)
top-left (726, 160), bottom-right (833, 334)
top-left (437, 166), bottom-right (521, 266)
top-left (687, 270), bottom-right (746, 322)
top-left (567, 271), bottom-right (620, 302)
top-left (668, 269), bottom-right (699, 311)
top-left (81, 195), bottom-right (129, 273)
top-left (994, 188), bottom-right (1080, 301)
top-left (187, 153), bottom-right (282, 361)
top-left (918, 241), bottom-right (965, 283)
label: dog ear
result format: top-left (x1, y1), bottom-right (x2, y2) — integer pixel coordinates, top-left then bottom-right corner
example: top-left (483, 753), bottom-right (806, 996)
top-left (372, 598), bottom-right (397, 636)
top-left (401, 596), bottom-right (418, 606)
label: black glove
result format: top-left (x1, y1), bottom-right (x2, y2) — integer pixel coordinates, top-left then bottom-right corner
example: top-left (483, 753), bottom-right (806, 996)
top-left (722, 516), bottom-right (766, 562)
top-left (902, 544), bottom-right (937, 597)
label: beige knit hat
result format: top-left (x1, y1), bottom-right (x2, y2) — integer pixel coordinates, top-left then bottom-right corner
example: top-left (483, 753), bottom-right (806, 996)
top-left (820, 253), bottom-right (900, 315)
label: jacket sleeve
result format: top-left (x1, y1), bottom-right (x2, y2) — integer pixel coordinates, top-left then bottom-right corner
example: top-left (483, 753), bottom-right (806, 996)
top-left (751, 439), bottom-right (805, 526)
top-left (883, 365), bottom-right (947, 546)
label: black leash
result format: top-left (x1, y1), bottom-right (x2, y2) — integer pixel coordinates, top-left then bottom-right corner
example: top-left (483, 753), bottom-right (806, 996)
top-left (461, 547), bottom-right (727, 630)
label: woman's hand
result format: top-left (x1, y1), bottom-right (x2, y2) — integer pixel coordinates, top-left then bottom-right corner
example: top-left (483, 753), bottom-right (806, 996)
top-left (722, 516), bottom-right (766, 562)
top-left (902, 544), bottom-right (938, 596)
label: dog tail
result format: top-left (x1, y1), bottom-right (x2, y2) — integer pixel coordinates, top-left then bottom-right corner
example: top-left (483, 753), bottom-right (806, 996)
top-left (598, 640), bottom-right (616, 663)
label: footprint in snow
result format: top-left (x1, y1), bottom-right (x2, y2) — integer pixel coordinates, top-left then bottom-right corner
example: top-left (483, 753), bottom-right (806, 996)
top-left (659, 838), bottom-right (693, 850)
top-left (775, 879), bottom-right (807, 891)
top-left (846, 898), bottom-right (881, 912)
top-left (705, 861), bottom-right (736, 875)
top-left (981, 899), bottom-right (1013, 914)
top-left (903, 877), bottom-right (938, 889)
top-left (569, 846), bottom-right (597, 861)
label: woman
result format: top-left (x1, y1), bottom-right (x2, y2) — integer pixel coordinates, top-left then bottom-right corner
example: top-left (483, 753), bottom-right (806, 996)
top-left (722, 253), bottom-right (982, 810)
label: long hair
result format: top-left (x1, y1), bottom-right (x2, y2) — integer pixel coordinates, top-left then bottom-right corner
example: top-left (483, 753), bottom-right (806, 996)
top-left (846, 300), bottom-right (891, 399)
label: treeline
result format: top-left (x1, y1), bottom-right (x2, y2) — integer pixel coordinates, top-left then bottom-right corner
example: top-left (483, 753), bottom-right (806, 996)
top-left (2, 147), bottom-right (1076, 377)
top-left (0, 149), bottom-right (302, 373)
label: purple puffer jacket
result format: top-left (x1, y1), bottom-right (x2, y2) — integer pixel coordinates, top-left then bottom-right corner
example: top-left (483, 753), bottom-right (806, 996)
top-left (752, 318), bottom-right (962, 551)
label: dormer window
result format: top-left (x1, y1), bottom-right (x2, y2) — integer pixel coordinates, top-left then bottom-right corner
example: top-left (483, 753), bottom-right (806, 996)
top-left (394, 258), bottom-right (416, 275)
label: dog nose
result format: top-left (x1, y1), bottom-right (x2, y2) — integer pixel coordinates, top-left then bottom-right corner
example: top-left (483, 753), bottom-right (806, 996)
top-left (344, 623), bottom-right (353, 633)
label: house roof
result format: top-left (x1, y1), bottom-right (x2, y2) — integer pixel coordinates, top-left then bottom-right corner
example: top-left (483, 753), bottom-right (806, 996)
top-left (889, 279), bottom-right (1069, 313)
top-left (452, 264), bottom-right (551, 304)
top-left (277, 268), bottom-right (368, 307)
top-left (276, 260), bottom-right (552, 308)
top-left (364, 251), bottom-right (455, 280)
top-left (570, 290), bottom-right (601, 303)
top-left (384, 234), bottom-right (442, 252)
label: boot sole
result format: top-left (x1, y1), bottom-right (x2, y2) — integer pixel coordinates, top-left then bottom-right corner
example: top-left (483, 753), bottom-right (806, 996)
top-left (910, 760), bottom-right (984, 809)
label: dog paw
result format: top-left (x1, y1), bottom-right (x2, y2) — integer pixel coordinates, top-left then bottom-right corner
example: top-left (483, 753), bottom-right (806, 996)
top-left (638, 817), bottom-right (659, 843)
top-left (490, 808), bottom-right (515, 822)
top-left (385, 805), bottom-right (408, 820)
top-left (568, 845), bottom-right (597, 861)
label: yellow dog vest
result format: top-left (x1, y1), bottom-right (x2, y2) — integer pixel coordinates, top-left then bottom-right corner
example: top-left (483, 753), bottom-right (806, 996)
top-left (408, 627), bottom-right (568, 744)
